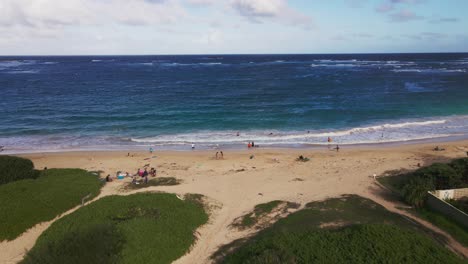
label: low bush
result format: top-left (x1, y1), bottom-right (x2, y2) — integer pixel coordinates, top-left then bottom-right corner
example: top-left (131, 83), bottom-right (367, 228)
top-left (0, 156), bottom-right (40, 185)
top-left (22, 193), bottom-right (208, 264)
top-left (216, 195), bottom-right (463, 264)
top-left (385, 159), bottom-right (468, 208)
top-left (0, 169), bottom-right (102, 241)
top-left (402, 176), bottom-right (435, 208)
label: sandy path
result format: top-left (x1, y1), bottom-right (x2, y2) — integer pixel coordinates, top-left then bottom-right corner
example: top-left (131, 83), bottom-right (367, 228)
top-left (1, 141), bottom-right (467, 263)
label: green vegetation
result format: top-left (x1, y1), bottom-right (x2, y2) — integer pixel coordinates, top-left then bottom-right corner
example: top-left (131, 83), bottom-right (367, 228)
top-left (22, 193), bottom-right (208, 264)
top-left (0, 155), bottom-right (40, 185)
top-left (233, 201), bottom-right (282, 229)
top-left (416, 208), bottom-right (468, 247)
top-left (377, 159), bottom-right (468, 247)
top-left (125, 177), bottom-right (181, 190)
top-left (379, 158), bottom-right (468, 208)
top-left (447, 198), bottom-right (468, 214)
top-left (215, 195), bottom-right (464, 263)
top-left (0, 169), bottom-right (102, 241)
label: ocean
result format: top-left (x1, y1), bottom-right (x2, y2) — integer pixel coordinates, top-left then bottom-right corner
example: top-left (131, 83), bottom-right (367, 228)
top-left (1, 53), bottom-right (468, 153)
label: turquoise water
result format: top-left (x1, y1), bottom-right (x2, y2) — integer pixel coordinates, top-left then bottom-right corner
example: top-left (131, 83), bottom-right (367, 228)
top-left (1, 53), bottom-right (468, 152)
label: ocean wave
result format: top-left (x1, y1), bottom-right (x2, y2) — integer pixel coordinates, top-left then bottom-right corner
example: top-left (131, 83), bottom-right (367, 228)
top-left (1, 116), bottom-right (467, 153)
top-left (392, 69), bottom-right (466, 73)
top-left (0, 60), bottom-right (36, 69)
top-left (129, 118), bottom-right (457, 145)
top-left (4, 70), bottom-right (40, 74)
top-left (311, 63), bottom-right (361, 68)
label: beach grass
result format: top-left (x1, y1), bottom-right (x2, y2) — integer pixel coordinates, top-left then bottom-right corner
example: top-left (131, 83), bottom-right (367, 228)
top-left (0, 169), bottom-right (102, 241)
top-left (21, 193), bottom-right (208, 264)
top-left (214, 195), bottom-right (464, 263)
top-left (125, 177), bottom-right (181, 190)
top-left (232, 201), bottom-right (299, 229)
top-left (416, 208), bottom-right (468, 247)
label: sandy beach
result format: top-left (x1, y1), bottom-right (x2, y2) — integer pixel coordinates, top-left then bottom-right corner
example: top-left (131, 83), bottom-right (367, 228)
top-left (1, 140), bottom-right (468, 263)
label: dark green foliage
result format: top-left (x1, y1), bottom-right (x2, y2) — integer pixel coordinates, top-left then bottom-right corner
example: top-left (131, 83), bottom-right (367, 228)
top-left (0, 169), bottom-right (102, 241)
top-left (380, 159), bottom-right (468, 208)
top-left (241, 201), bottom-right (282, 228)
top-left (378, 159), bottom-right (468, 248)
top-left (222, 224), bottom-right (463, 264)
top-left (232, 201), bottom-right (300, 229)
top-left (217, 195), bottom-right (463, 264)
top-left (22, 223), bottom-right (124, 264)
top-left (0, 155), bottom-right (40, 185)
top-left (402, 176), bottom-right (435, 208)
top-left (125, 177), bottom-right (180, 190)
top-left (413, 163), bottom-right (462, 190)
top-left (23, 193), bottom-right (208, 264)
top-left (447, 199), bottom-right (468, 214)
top-left (449, 158), bottom-right (468, 185)
top-left (417, 208), bottom-right (468, 247)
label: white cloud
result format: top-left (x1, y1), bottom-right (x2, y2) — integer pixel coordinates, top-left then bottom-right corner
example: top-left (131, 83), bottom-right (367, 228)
top-left (230, 0), bottom-right (313, 28)
top-left (0, 0), bottom-right (188, 29)
top-left (185, 0), bottom-right (215, 7)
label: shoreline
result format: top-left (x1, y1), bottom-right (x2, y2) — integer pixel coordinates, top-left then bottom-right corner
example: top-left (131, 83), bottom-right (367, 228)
top-left (4, 134), bottom-right (468, 156)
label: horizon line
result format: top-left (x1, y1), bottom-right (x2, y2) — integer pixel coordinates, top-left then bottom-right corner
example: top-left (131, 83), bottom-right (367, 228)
top-left (1, 51), bottom-right (468, 57)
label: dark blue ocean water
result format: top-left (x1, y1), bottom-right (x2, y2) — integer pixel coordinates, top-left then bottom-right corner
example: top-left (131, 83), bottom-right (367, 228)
top-left (1, 53), bottom-right (468, 152)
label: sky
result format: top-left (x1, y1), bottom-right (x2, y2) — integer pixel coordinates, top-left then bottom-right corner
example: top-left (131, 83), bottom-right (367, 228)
top-left (0, 0), bottom-right (467, 55)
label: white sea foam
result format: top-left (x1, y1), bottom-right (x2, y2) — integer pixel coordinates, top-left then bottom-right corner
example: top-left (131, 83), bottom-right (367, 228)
top-left (199, 62), bottom-right (222, 65)
top-left (2, 116), bottom-right (467, 153)
top-left (5, 70), bottom-right (39, 74)
top-left (392, 69), bottom-right (466, 73)
top-left (129, 118), bottom-right (459, 147)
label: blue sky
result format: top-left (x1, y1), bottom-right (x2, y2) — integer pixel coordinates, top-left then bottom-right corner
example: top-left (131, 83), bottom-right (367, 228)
top-left (0, 0), bottom-right (466, 55)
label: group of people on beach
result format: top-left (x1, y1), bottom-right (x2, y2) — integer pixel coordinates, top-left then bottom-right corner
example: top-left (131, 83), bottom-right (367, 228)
top-left (247, 141), bottom-right (258, 148)
top-left (132, 167), bottom-right (157, 184)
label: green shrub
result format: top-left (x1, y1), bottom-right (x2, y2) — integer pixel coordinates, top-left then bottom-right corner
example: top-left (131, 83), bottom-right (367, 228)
top-left (449, 158), bottom-right (468, 185)
top-left (402, 176), bottom-right (435, 207)
top-left (218, 195), bottom-right (463, 264)
top-left (0, 169), bottom-right (102, 241)
top-left (413, 163), bottom-right (461, 190)
top-left (22, 193), bottom-right (208, 264)
top-left (22, 223), bottom-right (124, 264)
top-left (222, 224), bottom-right (464, 264)
top-left (0, 156), bottom-right (40, 185)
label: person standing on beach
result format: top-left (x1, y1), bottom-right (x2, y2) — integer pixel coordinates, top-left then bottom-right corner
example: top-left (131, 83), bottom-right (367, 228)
top-left (149, 147), bottom-right (153, 154)
top-left (220, 151), bottom-right (224, 159)
top-left (215, 152), bottom-right (219, 159)
top-left (336, 145), bottom-right (340, 152)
